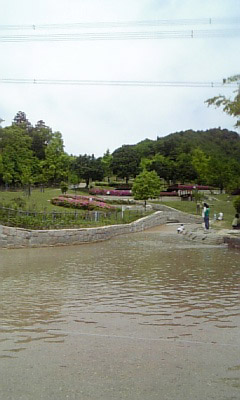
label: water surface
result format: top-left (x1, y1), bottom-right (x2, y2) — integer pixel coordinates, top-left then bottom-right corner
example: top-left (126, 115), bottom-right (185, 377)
top-left (0, 226), bottom-right (239, 399)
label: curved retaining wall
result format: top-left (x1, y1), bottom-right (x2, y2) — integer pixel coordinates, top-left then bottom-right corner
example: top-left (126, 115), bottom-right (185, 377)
top-left (0, 210), bottom-right (201, 249)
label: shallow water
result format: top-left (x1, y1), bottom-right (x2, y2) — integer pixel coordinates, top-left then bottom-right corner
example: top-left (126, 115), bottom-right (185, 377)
top-left (0, 226), bottom-right (239, 399)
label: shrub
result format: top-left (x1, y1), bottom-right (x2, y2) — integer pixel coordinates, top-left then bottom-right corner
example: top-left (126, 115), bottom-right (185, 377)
top-left (60, 181), bottom-right (68, 194)
top-left (11, 197), bottom-right (27, 209)
top-left (233, 196), bottom-right (240, 213)
top-left (89, 188), bottom-right (131, 196)
top-left (51, 194), bottom-right (114, 211)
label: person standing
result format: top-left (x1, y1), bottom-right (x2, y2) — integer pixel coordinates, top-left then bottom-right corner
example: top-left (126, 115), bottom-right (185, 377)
top-left (203, 203), bottom-right (210, 230)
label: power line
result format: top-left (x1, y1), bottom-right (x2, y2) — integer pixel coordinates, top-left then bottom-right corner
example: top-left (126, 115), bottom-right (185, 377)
top-left (0, 78), bottom-right (238, 88)
top-left (0, 29), bottom-right (240, 42)
top-left (0, 17), bottom-right (239, 31)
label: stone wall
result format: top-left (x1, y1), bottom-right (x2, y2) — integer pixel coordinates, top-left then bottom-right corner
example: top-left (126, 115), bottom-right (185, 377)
top-left (0, 209), bottom-right (201, 249)
top-left (223, 236), bottom-right (240, 249)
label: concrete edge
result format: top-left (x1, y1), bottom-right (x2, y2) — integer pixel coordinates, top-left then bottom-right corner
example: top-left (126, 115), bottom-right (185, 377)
top-left (0, 209), bottom-right (201, 249)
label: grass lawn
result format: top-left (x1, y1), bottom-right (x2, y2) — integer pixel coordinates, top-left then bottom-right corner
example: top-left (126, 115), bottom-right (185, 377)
top-left (159, 193), bottom-right (236, 229)
top-left (0, 188), bottom-right (89, 212)
top-left (0, 188), bottom-right (150, 229)
top-left (0, 188), bottom-right (237, 229)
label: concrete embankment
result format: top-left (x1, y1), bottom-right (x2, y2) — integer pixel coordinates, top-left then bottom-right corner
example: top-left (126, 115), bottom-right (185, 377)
top-left (0, 209), bottom-right (200, 249)
top-left (182, 224), bottom-right (240, 248)
top-left (223, 235), bottom-right (240, 249)
top-left (1, 205), bottom-right (239, 249)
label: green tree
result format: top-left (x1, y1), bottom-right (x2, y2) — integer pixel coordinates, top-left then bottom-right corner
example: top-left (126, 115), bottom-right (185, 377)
top-left (191, 148), bottom-right (210, 184)
top-left (205, 74), bottom-right (240, 129)
top-left (42, 132), bottom-right (70, 184)
top-left (68, 156), bottom-right (79, 188)
top-left (73, 154), bottom-right (104, 187)
top-left (21, 165), bottom-right (34, 196)
top-left (0, 125), bottom-right (36, 187)
top-left (112, 145), bottom-right (140, 183)
top-left (207, 156), bottom-right (234, 192)
top-left (30, 120), bottom-right (53, 160)
top-left (101, 149), bottom-right (113, 182)
top-left (175, 153), bottom-right (197, 183)
top-left (233, 196), bottom-right (240, 213)
top-left (147, 154), bottom-right (176, 183)
top-left (132, 170), bottom-right (163, 206)
top-left (60, 181), bottom-right (68, 194)
top-left (139, 157), bottom-right (153, 172)
top-left (0, 154), bottom-right (3, 177)
top-left (13, 111), bottom-right (32, 132)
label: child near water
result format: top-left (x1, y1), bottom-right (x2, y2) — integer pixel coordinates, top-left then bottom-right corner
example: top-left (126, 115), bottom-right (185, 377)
top-left (177, 224), bottom-right (184, 234)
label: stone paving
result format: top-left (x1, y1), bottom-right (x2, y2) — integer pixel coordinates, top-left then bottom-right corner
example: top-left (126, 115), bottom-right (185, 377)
top-left (182, 223), bottom-right (240, 248)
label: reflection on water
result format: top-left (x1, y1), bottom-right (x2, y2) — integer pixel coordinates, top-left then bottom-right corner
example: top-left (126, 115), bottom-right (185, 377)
top-left (1, 229), bottom-right (239, 355)
top-left (0, 227), bottom-right (240, 400)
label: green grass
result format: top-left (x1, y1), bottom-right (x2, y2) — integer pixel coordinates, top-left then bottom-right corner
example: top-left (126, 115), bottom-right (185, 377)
top-left (0, 188), bottom-right (88, 212)
top-left (0, 187), bottom-right (150, 229)
top-left (0, 207), bottom-right (149, 230)
top-left (159, 194), bottom-right (236, 229)
top-left (0, 188), bottom-right (237, 229)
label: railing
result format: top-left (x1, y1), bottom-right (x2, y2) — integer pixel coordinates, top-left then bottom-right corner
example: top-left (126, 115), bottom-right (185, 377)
top-left (0, 206), bottom-right (147, 229)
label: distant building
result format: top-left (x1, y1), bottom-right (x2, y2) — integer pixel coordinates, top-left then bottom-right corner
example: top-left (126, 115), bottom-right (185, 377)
top-left (166, 184), bottom-right (219, 200)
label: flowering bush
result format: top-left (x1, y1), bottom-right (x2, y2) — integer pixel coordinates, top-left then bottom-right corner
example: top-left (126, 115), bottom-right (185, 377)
top-left (51, 194), bottom-right (114, 210)
top-left (89, 188), bottom-right (132, 196)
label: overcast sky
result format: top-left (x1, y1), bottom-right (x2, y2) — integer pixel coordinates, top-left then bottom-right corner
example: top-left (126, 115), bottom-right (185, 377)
top-left (0, 0), bottom-right (239, 157)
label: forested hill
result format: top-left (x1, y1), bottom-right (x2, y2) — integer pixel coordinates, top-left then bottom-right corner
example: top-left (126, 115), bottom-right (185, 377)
top-left (134, 128), bottom-right (240, 161)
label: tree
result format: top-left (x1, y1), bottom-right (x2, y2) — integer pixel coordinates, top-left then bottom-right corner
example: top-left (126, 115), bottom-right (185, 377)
top-left (205, 74), bottom-right (240, 129)
top-left (175, 153), bottom-right (197, 183)
top-left (73, 154), bottom-right (104, 187)
top-left (132, 170), bottom-right (163, 206)
top-left (147, 154), bottom-right (177, 183)
top-left (13, 111), bottom-right (32, 132)
top-left (68, 155), bottom-right (79, 188)
top-left (0, 125), bottom-right (36, 187)
top-left (60, 181), bottom-right (68, 194)
top-left (233, 196), bottom-right (240, 213)
top-left (21, 165), bottom-right (34, 196)
top-left (30, 120), bottom-right (53, 160)
top-left (207, 156), bottom-right (235, 192)
top-left (101, 149), bottom-right (113, 182)
top-left (112, 145), bottom-right (140, 183)
top-left (191, 148), bottom-right (209, 184)
top-left (42, 132), bottom-right (70, 184)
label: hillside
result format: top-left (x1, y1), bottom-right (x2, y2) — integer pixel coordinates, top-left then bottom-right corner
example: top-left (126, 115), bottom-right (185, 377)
top-left (134, 128), bottom-right (240, 161)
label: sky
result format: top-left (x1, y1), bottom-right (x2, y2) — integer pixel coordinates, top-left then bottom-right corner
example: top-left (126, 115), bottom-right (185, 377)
top-left (0, 0), bottom-right (239, 157)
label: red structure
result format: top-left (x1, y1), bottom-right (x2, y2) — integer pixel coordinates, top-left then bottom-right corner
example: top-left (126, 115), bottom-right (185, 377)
top-left (167, 184), bottom-right (215, 200)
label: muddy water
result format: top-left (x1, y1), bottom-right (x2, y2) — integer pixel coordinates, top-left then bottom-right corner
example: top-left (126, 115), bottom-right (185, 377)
top-left (0, 226), bottom-right (239, 399)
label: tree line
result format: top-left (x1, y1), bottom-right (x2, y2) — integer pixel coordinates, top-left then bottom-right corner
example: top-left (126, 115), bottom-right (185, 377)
top-left (0, 111), bottom-right (240, 193)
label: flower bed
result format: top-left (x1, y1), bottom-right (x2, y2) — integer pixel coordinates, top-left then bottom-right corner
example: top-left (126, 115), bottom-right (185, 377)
top-left (89, 188), bottom-right (132, 196)
top-left (51, 194), bottom-right (114, 210)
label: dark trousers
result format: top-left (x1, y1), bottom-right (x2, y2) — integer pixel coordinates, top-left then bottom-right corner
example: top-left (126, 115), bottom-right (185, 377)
top-left (204, 216), bottom-right (209, 230)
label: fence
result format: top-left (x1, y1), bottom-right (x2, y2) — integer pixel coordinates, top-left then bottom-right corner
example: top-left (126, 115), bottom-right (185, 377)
top-left (0, 206), bottom-right (147, 230)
